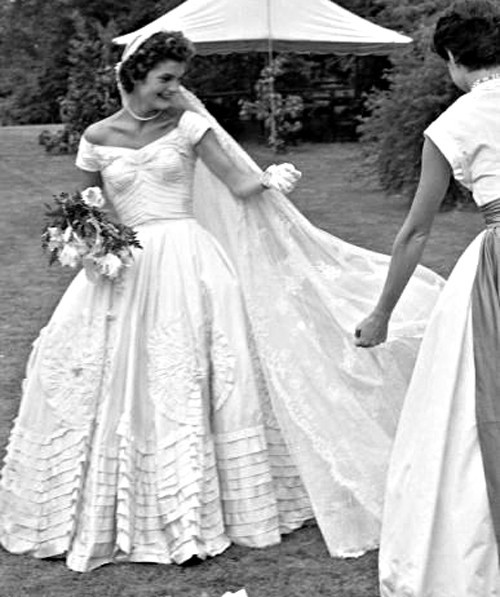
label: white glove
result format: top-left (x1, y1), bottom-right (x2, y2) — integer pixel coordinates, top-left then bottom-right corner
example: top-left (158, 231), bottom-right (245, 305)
top-left (261, 162), bottom-right (302, 194)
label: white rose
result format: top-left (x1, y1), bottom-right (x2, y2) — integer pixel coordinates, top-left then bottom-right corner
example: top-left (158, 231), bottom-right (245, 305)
top-left (58, 243), bottom-right (81, 268)
top-left (63, 225), bottom-right (74, 242)
top-left (48, 226), bottom-right (63, 241)
top-left (96, 253), bottom-right (123, 279)
top-left (81, 186), bottom-right (105, 208)
top-left (47, 226), bottom-right (64, 251)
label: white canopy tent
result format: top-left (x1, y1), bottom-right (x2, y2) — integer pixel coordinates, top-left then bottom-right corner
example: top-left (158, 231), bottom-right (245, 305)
top-left (114, 0), bottom-right (411, 144)
top-left (113, 0), bottom-right (411, 55)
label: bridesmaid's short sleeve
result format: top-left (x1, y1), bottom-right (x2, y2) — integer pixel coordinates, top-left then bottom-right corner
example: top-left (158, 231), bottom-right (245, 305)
top-left (424, 105), bottom-right (468, 188)
top-left (180, 111), bottom-right (212, 146)
top-left (75, 136), bottom-right (101, 172)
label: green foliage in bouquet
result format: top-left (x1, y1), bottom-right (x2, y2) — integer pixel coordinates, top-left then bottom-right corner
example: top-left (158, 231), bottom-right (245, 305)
top-left (42, 189), bottom-right (142, 280)
top-left (44, 192), bottom-right (140, 254)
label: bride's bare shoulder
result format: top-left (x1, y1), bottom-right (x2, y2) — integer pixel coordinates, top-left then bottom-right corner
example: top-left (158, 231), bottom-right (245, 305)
top-left (83, 112), bottom-right (123, 145)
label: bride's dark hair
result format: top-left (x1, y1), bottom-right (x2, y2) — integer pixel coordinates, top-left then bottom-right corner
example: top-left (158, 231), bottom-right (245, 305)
top-left (433, 0), bottom-right (500, 69)
top-left (119, 31), bottom-right (195, 93)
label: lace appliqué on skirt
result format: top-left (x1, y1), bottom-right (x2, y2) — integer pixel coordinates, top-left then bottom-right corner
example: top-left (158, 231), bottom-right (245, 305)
top-left (39, 315), bottom-right (108, 427)
top-left (147, 318), bottom-right (204, 425)
top-left (147, 317), bottom-right (236, 423)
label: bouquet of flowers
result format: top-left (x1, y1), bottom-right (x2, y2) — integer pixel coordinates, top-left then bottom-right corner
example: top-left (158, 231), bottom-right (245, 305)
top-left (41, 187), bottom-right (142, 281)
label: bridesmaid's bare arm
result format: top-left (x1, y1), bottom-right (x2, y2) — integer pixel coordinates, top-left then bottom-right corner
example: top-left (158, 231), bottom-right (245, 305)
top-left (355, 138), bottom-right (452, 347)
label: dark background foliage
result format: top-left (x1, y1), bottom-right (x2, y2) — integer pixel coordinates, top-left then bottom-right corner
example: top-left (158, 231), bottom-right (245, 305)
top-left (0, 0), bottom-right (184, 124)
top-left (0, 0), bottom-right (466, 201)
top-left (356, 0), bottom-right (469, 203)
top-left (0, 0), bottom-right (393, 128)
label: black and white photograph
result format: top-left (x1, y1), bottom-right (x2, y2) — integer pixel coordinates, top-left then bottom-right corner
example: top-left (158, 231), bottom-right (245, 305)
top-left (0, 0), bottom-right (498, 595)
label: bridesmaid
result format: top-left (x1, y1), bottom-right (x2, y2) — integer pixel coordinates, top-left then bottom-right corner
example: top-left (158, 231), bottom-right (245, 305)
top-left (356, 1), bottom-right (500, 595)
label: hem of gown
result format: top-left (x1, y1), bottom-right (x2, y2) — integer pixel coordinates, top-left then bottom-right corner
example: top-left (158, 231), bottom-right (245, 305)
top-left (0, 422), bottom-right (313, 572)
top-left (65, 535), bottom-right (232, 573)
top-left (329, 542), bottom-right (378, 559)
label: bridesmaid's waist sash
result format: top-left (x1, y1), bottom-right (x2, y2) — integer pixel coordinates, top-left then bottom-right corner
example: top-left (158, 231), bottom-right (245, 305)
top-left (480, 197), bottom-right (500, 227)
top-left (472, 198), bottom-right (500, 563)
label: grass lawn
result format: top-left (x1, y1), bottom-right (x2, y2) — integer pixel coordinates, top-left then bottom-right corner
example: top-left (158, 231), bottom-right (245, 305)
top-left (0, 125), bottom-right (483, 597)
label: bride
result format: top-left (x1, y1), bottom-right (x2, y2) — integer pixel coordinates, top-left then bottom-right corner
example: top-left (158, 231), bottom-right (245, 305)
top-left (0, 29), bottom-right (443, 572)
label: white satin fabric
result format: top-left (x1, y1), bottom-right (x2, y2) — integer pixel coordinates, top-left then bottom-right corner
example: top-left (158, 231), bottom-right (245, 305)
top-left (379, 232), bottom-right (500, 597)
top-left (0, 93), bottom-right (444, 572)
top-left (379, 79), bottom-right (500, 597)
top-left (0, 111), bottom-right (313, 571)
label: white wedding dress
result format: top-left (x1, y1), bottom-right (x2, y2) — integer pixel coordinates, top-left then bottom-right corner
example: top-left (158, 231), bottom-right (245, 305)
top-left (0, 103), bottom-right (444, 572)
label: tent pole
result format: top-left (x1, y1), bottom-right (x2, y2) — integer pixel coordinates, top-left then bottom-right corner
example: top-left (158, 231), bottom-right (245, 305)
top-left (266, 0), bottom-right (277, 149)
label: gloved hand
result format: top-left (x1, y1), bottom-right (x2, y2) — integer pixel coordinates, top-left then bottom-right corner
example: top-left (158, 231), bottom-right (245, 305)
top-left (261, 163), bottom-right (302, 194)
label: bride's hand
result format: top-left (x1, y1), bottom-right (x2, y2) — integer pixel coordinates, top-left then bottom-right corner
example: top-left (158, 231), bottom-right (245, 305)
top-left (354, 311), bottom-right (389, 347)
top-left (261, 163), bottom-right (302, 194)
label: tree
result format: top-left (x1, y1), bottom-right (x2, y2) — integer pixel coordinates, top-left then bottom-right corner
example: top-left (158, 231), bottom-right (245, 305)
top-left (40, 15), bottom-right (121, 153)
top-left (0, 0), bottom-right (78, 124)
top-left (239, 56), bottom-right (305, 151)
top-left (0, 0), bottom-right (184, 125)
top-left (358, 0), bottom-right (469, 204)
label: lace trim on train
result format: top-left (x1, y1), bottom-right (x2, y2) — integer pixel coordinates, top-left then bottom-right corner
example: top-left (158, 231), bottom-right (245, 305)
top-left (147, 317), bottom-right (204, 425)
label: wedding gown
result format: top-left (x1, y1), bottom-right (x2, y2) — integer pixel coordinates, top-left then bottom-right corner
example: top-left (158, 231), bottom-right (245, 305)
top-left (0, 104), bottom-right (443, 572)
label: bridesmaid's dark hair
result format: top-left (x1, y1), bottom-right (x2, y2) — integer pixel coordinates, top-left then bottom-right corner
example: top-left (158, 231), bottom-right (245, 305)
top-left (433, 0), bottom-right (500, 69)
top-left (119, 31), bottom-right (195, 93)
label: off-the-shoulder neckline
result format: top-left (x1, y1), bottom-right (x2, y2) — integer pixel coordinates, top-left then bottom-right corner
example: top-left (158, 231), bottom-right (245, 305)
top-left (82, 110), bottom-right (190, 152)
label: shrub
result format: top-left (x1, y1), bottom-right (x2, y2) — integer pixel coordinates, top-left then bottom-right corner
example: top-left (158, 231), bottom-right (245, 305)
top-left (40, 15), bottom-right (120, 154)
top-left (239, 56), bottom-right (305, 152)
top-left (359, 7), bottom-right (472, 206)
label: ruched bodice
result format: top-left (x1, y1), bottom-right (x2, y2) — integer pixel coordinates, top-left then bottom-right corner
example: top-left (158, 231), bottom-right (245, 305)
top-left (76, 111), bottom-right (211, 227)
top-left (100, 131), bottom-right (196, 226)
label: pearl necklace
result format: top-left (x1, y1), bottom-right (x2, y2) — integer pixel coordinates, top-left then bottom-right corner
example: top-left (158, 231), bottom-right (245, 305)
top-left (471, 72), bottom-right (500, 90)
top-left (123, 100), bottom-right (161, 121)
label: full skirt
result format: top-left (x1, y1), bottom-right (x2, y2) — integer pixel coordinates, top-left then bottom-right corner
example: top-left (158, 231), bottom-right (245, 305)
top-left (379, 231), bottom-right (500, 597)
top-left (0, 219), bottom-right (312, 572)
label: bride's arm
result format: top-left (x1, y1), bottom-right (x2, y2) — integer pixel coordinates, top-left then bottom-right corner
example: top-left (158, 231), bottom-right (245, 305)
top-left (77, 168), bottom-right (102, 191)
top-left (195, 129), bottom-right (300, 199)
top-left (194, 130), bottom-right (267, 199)
top-left (355, 138), bottom-right (451, 347)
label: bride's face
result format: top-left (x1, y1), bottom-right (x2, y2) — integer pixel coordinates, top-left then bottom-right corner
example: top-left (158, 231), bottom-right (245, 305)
top-left (133, 59), bottom-right (187, 111)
